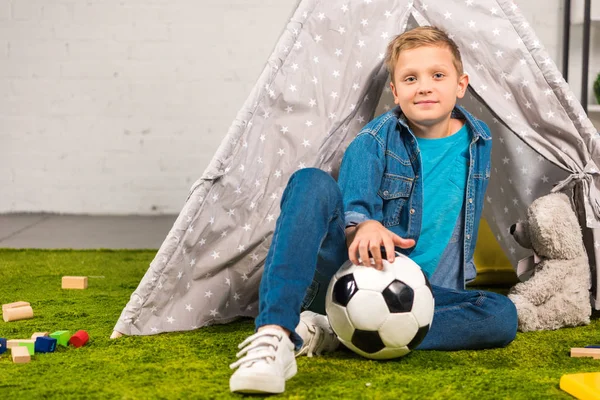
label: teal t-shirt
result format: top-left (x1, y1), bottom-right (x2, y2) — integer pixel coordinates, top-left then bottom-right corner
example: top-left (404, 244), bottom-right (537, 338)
top-left (410, 124), bottom-right (471, 277)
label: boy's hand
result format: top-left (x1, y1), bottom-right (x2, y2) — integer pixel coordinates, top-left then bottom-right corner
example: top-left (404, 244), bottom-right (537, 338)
top-left (346, 220), bottom-right (415, 270)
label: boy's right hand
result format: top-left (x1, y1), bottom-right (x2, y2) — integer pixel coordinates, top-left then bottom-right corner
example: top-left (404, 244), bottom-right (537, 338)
top-left (346, 220), bottom-right (415, 271)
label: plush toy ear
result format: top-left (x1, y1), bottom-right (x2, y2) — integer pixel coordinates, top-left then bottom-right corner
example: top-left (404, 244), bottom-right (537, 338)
top-left (510, 221), bottom-right (532, 249)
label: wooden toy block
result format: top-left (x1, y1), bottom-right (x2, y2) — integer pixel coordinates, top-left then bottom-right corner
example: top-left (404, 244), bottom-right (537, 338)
top-left (11, 346), bottom-right (30, 364)
top-left (31, 332), bottom-right (49, 340)
top-left (7, 339), bottom-right (35, 349)
top-left (62, 276), bottom-right (88, 289)
top-left (68, 330), bottom-right (89, 348)
top-left (35, 337), bottom-right (57, 353)
top-left (2, 305), bottom-right (34, 322)
top-left (50, 331), bottom-right (71, 347)
top-left (2, 301), bottom-right (30, 313)
top-left (571, 348), bottom-right (600, 359)
top-left (0, 338), bottom-right (6, 355)
top-left (18, 341), bottom-right (35, 356)
top-left (560, 372), bottom-right (600, 400)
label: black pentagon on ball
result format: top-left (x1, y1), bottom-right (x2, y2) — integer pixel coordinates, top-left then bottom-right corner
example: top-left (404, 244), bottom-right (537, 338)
top-left (382, 280), bottom-right (414, 313)
top-left (351, 329), bottom-right (386, 354)
top-left (332, 273), bottom-right (358, 307)
top-left (407, 324), bottom-right (430, 350)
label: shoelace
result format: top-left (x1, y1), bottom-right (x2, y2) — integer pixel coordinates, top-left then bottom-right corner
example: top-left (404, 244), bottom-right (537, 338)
top-left (229, 330), bottom-right (283, 370)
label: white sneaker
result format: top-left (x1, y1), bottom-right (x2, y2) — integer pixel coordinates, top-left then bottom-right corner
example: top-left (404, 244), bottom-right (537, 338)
top-left (295, 311), bottom-right (340, 357)
top-left (229, 328), bottom-right (297, 394)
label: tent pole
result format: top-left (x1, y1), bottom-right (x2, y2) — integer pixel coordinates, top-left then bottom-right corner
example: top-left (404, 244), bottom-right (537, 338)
top-left (563, 0), bottom-right (570, 81)
top-left (582, 0), bottom-right (591, 113)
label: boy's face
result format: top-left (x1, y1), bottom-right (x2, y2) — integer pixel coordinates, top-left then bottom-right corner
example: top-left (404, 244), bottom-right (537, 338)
top-left (390, 45), bottom-right (469, 128)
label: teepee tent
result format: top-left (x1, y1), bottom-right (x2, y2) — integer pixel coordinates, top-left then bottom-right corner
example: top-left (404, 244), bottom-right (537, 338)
top-left (113, 0), bottom-right (600, 337)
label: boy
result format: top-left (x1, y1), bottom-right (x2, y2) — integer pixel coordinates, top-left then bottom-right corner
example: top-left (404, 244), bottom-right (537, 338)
top-left (229, 26), bottom-right (518, 394)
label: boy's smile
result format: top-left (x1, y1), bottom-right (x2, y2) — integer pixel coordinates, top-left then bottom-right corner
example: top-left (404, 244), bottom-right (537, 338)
top-left (390, 45), bottom-right (469, 138)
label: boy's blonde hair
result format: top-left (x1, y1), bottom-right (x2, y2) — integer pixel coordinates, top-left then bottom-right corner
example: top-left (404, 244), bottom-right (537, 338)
top-left (385, 26), bottom-right (464, 83)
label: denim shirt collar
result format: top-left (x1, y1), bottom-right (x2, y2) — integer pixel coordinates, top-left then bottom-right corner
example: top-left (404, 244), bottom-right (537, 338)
top-left (394, 105), bottom-right (491, 141)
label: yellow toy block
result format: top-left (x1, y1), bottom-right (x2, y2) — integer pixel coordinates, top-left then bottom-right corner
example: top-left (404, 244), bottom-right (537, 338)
top-left (2, 301), bottom-right (30, 313)
top-left (560, 372), bottom-right (600, 400)
top-left (62, 276), bottom-right (88, 289)
top-left (11, 346), bottom-right (30, 364)
top-left (31, 332), bottom-right (49, 340)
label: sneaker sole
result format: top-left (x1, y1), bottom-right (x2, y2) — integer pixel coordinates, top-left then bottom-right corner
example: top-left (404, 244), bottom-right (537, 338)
top-left (230, 363), bottom-right (298, 394)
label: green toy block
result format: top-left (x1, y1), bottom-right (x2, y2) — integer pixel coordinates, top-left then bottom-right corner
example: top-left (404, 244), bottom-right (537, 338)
top-left (50, 331), bottom-right (71, 347)
top-left (18, 341), bottom-right (35, 355)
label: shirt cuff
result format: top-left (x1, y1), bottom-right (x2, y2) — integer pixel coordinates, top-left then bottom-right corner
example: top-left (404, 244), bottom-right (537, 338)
top-left (344, 211), bottom-right (370, 229)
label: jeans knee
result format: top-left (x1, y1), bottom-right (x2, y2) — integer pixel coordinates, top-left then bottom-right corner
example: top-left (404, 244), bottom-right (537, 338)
top-left (287, 168), bottom-right (342, 205)
top-left (290, 168), bottom-right (334, 187)
top-left (487, 292), bottom-right (518, 347)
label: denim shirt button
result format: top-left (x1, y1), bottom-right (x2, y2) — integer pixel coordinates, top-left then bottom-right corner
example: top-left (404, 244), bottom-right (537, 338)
top-left (383, 190), bottom-right (389, 195)
top-left (466, 234), bottom-right (471, 239)
top-left (410, 208), bottom-right (415, 214)
top-left (469, 198), bottom-right (473, 204)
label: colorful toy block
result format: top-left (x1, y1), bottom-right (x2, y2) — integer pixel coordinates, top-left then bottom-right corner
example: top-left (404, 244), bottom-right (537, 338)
top-left (61, 276), bottom-right (88, 289)
top-left (18, 341), bottom-right (35, 356)
top-left (560, 372), bottom-right (600, 399)
top-left (571, 348), bottom-right (600, 359)
top-left (31, 332), bottom-right (49, 340)
top-left (2, 304), bottom-right (34, 322)
top-left (68, 330), bottom-right (89, 348)
top-left (35, 337), bottom-right (57, 353)
top-left (7, 339), bottom-right (34, 349)
top-left (0, 338), bottom-right (6, 355)
top-left (50, 331), bottom-right (71, 347)
top-left (2, 301), bottom-right (30, 313)
top-left (11, 346), bottom-right (30, 364)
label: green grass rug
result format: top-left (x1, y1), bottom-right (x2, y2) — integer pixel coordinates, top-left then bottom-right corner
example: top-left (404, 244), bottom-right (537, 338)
top-left (1, 249), bottom-right (599, 399)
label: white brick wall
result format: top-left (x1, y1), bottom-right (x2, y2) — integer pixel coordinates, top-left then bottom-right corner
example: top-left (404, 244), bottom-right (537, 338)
top-left (1, 0), bottom-right (589, 215)
top-left (0, 0), bottom-right (297, 214)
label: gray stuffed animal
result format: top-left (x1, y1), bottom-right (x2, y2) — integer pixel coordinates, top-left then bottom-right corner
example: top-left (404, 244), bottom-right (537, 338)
top-left (507, 192), bottom-right (591, 332)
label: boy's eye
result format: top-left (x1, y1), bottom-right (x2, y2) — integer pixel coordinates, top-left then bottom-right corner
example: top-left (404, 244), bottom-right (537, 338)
top-left (404, 77), bottom-right (416, 82)
top-left (434, 73), bottom-right (445, 79)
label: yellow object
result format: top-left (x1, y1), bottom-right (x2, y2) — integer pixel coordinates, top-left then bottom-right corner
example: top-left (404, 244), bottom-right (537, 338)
top-left (560, 372), bottom-right (600, 400)
top-left (471, 218), bottom-right (518, 285)
top-left (62, 276), bottom-right (88, 289)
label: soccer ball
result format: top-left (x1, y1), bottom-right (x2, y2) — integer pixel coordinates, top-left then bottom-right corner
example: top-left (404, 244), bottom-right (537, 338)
top-left (325, 250), bottom-right (434, 360)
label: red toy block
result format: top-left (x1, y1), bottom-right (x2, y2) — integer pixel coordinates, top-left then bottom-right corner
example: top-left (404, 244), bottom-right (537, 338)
top-left (68, 330), bottom-right (89, 348)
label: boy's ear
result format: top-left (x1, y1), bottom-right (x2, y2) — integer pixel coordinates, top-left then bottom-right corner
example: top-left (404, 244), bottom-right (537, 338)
top-left (390, 81), bottom-right (400, 105)
top-left (456, 73), bottom-right (469, 99)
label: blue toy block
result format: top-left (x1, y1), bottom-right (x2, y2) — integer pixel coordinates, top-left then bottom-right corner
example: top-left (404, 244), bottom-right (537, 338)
top-left (0, 338), bottom-right (6, 355)
top-left (585, 345), bottom-right (600, 348)
top-left (35, 336), bottom-right (57, 353)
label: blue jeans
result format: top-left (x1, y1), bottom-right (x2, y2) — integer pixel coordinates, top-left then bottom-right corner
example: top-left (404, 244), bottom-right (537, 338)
top-left (256, 168), bottom-right (517, 351)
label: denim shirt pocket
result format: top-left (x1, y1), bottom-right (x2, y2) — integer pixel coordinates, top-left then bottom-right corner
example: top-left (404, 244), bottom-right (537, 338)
top-left (378, 173), bottom-right (413, 227)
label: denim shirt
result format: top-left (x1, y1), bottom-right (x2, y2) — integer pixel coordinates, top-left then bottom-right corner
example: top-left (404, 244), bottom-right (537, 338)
top-left (337, 105), bottom-right (492, 287)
